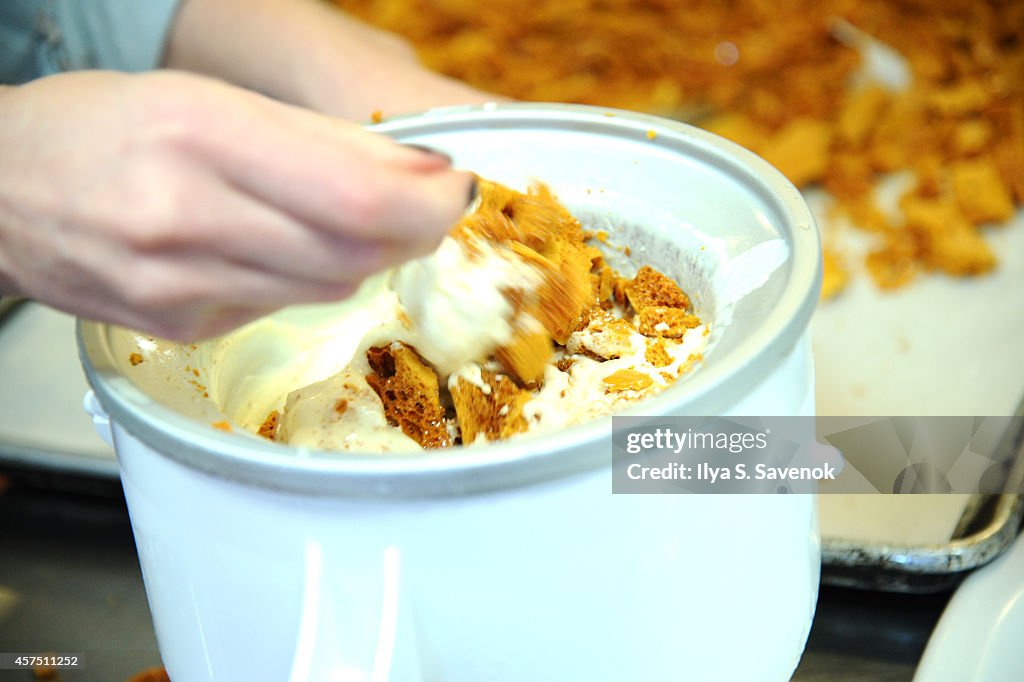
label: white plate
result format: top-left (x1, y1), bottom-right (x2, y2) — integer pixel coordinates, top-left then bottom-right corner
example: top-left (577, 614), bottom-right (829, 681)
top-left (913, 527), bottom-right (1024, 682)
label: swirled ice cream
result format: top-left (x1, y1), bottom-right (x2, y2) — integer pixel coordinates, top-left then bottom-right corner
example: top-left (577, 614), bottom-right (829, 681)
top-left (247, 180), bottom-right (709, 452)
top-left (390, 235), bottom-right (544, 377)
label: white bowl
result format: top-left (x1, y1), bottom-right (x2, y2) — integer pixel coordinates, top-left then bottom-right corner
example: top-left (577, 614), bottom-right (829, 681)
top-left (79, 104), bottom-right (821, 681)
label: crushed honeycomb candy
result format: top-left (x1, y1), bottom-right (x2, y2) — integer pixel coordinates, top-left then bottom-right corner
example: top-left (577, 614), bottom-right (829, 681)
top-left (624, 266), bottom-right (690, 311)
top-left (820, 248), bottom-right (849, 301)
top-left (644, 339), bottom-right (674, 368)
top-left (636, 307), bottom-right (701, 338)
top-left (757, 118), bottom-right (832, 188)
top-left (451, 369), bottom-right (531, 443)
top-left (495, 328), bottom-right (552, 386)
top-left (258, 410), bottom-right (279, 441)
top-left (335, 0), bottom-right (1024, 292)
top-left (866, 236), bottom-right (918, 290)
top-left (951, 158), bottom-right (1015, 225)
top-left (602, 368), bottom-right (655, 393)
top-left (567, 309), bottom-right (637, 359)
top-left (459, 181), bottom-right (592, 379)
top-left (612, 277), bottom-right (629, 305)
top-left (924, 223), bottom-right (996, 276)
top-left (366, 343), bottom-right (452, 448)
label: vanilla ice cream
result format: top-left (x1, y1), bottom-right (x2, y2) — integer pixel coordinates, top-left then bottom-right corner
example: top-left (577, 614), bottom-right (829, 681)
top-left (184, 181), bottom-right (710, 453)
top-left (391, 235), bottom-right (544, 377)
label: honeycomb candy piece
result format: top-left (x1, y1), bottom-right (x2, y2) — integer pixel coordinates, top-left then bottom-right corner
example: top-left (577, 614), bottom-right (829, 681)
top-left (924, 224), bottom-right (996, 276)
top-left (258, 410), bottom-right (280, 441)
top-left (898, 195), bottom-right (994, 275)
top-left (456, 180), bottom-right (592, 382)
top-left (602, 368), bottom-right (654, 393)
top-left (636, 306), bottom-right (701, 338)
top-left (451, 369), bottom-right (530, 443)
top-left (900, 195), bottom-right (963, 236)
top-left (950, 119), bottom-right (994, 156)
top-left (612, 277), bottom-right (630, 305)
top-left (455, 179), bottom-right (578, 255)
top-left (836, 86), bottom-right (890, 146)
top-left (951, 158), bottom-right (1015, 225)
top-left (866, 234), bottom-right (918, 290)
top-left (585, 244), bottom-right (606, 269)
top-left (511, 236), bottom-right (592, 346)
top-left (757, 118), bottom-right (832, 188)
top-left (566, 309), bottom-right (636, 359)
top-left (702, 113), bottom-right (766, 152)
top-left (820, 248), bottom-right (849, 301)
top-left (925, 81), bottom-right (990, 116)
top-left (644, 338), bottom-right (674, 368)
top-left (590, 264), bottom-right (615, 305)
top-left (454, 181), bottom-right (580, 303)
top-left (913, 215), bottom-right (991, 274)
top-left (495, 328), bottom-right (551, 387)
top-left (823, 151), bottom-right (875, 202)
top-left (365, 343), bottom-right (452, 448)
top-left (624, 266), bottom-right (690, 311)
top-left (990, 101), bottom-right (1024, 203)
top-left (540, 239), bottom-right (593, 343)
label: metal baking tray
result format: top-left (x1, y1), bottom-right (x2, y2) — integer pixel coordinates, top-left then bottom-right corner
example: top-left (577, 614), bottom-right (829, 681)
top-left (820, 401), bottom-right (1024, 593)
top-left (821, 493), bottom-right (1024, 593)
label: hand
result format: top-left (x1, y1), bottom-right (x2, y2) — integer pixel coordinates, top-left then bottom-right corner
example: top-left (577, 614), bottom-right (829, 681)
top-left (0, 70), bottom-right (474, 340)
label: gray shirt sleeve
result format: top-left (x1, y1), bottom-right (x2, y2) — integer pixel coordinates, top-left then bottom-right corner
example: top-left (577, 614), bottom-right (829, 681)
top-left (1, 0), bottom-right (182, 84)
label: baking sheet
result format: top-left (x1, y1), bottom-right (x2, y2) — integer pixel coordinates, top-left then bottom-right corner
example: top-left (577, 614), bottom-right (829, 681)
top-left (812, 195), bottom-right (1024, 592)
top-left (0, 303), bottom-right (117, 477)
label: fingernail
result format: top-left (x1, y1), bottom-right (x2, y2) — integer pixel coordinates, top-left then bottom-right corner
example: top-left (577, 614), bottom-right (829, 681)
top-left (466, 176), bottom-right (479, 212)
top-left (402, 143), bottom-right (452, 165)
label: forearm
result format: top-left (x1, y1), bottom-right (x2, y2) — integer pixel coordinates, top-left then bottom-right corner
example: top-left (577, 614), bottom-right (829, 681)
top-left (0, 84), bottom-right (23, 296)
top-left (163, 0), bottom-right (494, 120)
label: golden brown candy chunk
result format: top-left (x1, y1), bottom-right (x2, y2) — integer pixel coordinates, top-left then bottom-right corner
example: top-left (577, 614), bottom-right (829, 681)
top-left (624, 266), bottom-right (691, 312)
top-left (602, 368), bottom-right (655, 393)
top-left (866, 235), bottom-right (918, 290)
top-left (757, 118), bottom-right (832, 188)
top-left (636, 307), bottom-right (701, 338)
top-left (951, 158), bottom-right (1015, 225)
top-left (450, 369), bottom-right (531, 443)
top-left (820, 248), bottom-right (849, 301)
top-left (258, 410), bottom-right (280, 441)
top-left (644, 339), bottom-right (674, 368)
top-left (566, 308), bottom-right (636, 360)
top-left (341, 0), bottom-right (1024, 292)
top-left (366, 343), bottom-right (452, 448)
top-left (899, 196), bottom-right (996, 277)
top-left (495, 328), bottom-right (552, 387)
top-left (453, 180), bottom-right (592, 383)
top-left (541, 238), bottom-right (593, 344)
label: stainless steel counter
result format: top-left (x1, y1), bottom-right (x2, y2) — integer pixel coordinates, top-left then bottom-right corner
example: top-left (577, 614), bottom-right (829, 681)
top-left (0, 467), bottom-right (950, 682)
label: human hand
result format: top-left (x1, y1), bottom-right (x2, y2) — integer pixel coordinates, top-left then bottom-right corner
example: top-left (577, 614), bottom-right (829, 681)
top-left (0, 70), bottom-right (474, 340)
